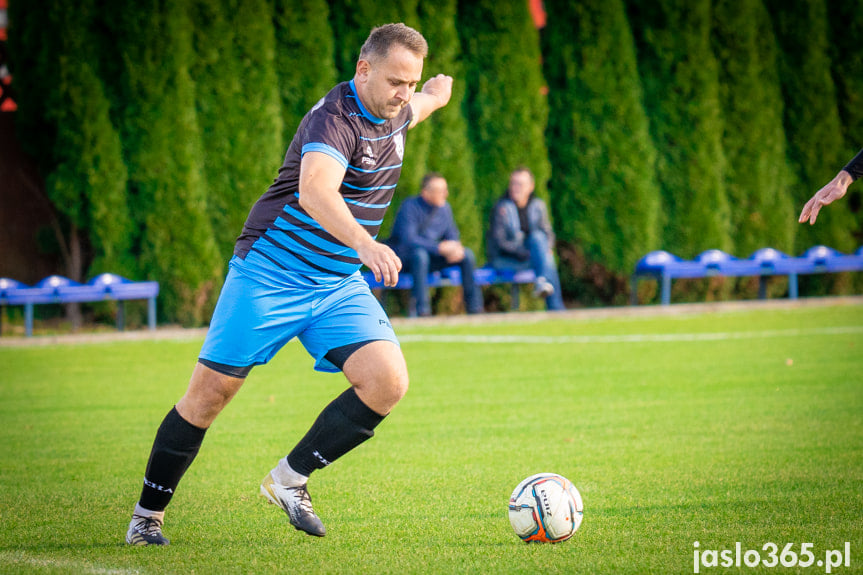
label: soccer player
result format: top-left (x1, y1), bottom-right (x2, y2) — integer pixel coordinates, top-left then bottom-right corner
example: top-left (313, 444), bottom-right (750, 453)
top-left (125, 23), bottom-right (453, 545)
top-left (799, 148), bottom-right (863, 225)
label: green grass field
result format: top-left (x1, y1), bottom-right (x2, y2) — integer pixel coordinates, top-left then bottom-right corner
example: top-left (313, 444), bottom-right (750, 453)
top-left (1, 301), bottom-right (862, 574)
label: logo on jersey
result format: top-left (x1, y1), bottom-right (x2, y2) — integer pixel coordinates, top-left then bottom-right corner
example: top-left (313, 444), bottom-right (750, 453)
top-left (361, 144), bottom-right (376, 167)
top-left (394, 133), bottom-right (404, 160)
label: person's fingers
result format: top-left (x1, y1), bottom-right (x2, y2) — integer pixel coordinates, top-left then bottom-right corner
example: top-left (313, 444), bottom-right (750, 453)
top-left (384, 260), bottom-right (400, 287)
top-left (799, 197), bottom-right (818, 224)
top-left (807, 201), bottom-right (822, 225)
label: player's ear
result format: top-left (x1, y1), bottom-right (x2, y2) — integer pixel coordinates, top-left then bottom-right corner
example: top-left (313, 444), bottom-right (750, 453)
top-left (356, 59), bottom-right (371, 81)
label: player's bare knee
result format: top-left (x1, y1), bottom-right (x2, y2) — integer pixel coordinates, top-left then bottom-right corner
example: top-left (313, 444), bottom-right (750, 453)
top-left (178, 365), bottom-right (244, 427)
top-left (351, 366), bottom-right (408, 415)
top-left (379, 352), bottom-right (409, 402)
top-left (383, 368), bottom-right (409, 404)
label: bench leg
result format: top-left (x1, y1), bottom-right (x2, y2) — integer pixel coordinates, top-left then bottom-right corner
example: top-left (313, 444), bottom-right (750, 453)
top-left (117, 301), bottom-right (126, 332)
top-left (510, 284), bottom-right (520, 310)
top-left (788, 273), bottom-right (798, 300)
top-left (758, 276), bottom-right (768, 300)
top-left (25, 303), bottom-right (34, 337)
top-left (148, 298), bottom-right (157, 331)
top-left (661, 274), bottom-right (671, 305)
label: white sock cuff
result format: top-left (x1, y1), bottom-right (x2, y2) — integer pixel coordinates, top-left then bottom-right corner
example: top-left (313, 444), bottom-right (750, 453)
top-left (134, 503), bottom-right (165, 521)
top-left (272, 457), bottom-right (309, 487)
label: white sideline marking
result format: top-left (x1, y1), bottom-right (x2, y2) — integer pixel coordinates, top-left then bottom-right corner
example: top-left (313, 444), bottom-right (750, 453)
top-left (398, 326), bottom-right (863, 344)
top-left (0, 551), bottom-right (141, 575)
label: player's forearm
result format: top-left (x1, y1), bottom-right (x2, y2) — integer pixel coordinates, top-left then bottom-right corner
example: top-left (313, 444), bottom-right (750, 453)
top-left (299, 151), bottom-right (378, 253)
top-left (408, 74), bottom-right (453, 129)
top-left (409, 93), bottom-right (444, 126)
top-left (299, 189), bottom-right (376, 253)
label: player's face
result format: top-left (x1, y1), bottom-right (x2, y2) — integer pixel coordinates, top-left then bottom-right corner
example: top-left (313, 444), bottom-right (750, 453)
top-left (421, 177), bottom-right (449, 207)
top-left (356, 45), bottom-right (424, 120)
top-left (508, 171), bottom-right (534, 208)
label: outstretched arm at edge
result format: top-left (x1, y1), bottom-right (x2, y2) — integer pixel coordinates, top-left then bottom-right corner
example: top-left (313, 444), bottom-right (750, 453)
top-left (798, 148), bottom-right (862, 225)
top-left (408, 74), bottom-right (453, 129)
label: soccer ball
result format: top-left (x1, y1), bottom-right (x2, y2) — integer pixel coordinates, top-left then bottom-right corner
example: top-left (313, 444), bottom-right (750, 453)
top-left (508, 473), bottom-right (583, 543)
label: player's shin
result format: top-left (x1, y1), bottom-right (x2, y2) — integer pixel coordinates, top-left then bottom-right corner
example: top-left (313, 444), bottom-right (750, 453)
top-left (137, 406), bottom-right (208, 512)
top-left (286, 387), bottom-right (385, 477)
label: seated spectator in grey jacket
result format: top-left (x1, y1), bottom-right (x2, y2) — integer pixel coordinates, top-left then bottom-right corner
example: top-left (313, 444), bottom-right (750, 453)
top-left (487, 166), bottom-right (564, 311)
top-left (388, 173), bottom-right (483, 317)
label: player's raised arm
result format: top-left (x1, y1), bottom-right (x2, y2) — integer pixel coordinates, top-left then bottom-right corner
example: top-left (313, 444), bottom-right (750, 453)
top-left (799, 148), bottom-right (863, 225)
top-left (408, 74), bottom-right (453, 129)
top-left (798, 171), bottom-right (852, 225)
top-left (298, 151), bottom-right (402, 286)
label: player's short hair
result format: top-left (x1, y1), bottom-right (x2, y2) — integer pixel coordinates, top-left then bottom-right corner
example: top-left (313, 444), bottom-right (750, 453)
top-left (360, 23), bottom-right (428, 64)
top-left (421, 172), bottom-right (445, 191)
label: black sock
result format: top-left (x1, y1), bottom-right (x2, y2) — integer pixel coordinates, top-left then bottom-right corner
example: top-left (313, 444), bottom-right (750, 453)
top-left (287, 388), bottom-right (386, 477)
top-left (138, 407), bottom-right (207, 512)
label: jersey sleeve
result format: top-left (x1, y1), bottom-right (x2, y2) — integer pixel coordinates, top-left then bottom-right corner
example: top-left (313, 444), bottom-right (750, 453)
top-left (843, 148), bottom-right (863, 181)
top-left (300, 107), bottom-right (357, 169)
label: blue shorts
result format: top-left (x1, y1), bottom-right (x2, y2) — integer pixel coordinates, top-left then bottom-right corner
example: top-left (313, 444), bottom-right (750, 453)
top-left (199, 256), bottom-right (398, 374)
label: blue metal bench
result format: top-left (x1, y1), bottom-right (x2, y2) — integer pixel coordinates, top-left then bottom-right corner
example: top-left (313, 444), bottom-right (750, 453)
top-left (362, 266), bottom-right (537, 312)
top-left (0, 274), bottom-right (159, 337)
top-left (631, 245), bottom-right (863, 305)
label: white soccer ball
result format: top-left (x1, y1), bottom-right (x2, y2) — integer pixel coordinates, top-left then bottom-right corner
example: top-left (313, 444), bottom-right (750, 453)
top-left (508, 473), bottom-right (584, 543)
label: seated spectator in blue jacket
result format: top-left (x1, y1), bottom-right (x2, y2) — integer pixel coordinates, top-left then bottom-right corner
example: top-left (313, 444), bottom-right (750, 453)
top-left (388, 173), bottom-right (483, 317)
top-left (487, 166), bottom-right (565, 311)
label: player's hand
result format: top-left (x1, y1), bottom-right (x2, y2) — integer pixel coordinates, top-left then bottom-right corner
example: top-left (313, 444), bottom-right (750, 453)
top-left (799, 171), bottom-right (852, 225)
top-left (358, 240), bottom-right (402, 287)
top-left (421, 74), bottom-right (453, 109)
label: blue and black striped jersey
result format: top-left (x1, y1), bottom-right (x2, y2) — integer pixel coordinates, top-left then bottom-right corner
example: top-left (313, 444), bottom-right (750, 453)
top-left (235, 80), bottom-right (412, 282)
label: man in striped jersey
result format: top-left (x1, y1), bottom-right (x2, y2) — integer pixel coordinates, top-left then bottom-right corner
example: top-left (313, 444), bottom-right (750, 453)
top-left (126, 23), bottom-right (452, 545)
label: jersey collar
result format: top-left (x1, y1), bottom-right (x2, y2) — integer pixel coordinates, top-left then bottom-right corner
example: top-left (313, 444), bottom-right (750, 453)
top-left (349, 79), bottom-right (386, 125)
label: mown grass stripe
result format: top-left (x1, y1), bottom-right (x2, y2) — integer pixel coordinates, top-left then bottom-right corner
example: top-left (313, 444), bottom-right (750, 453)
top-left (399, 325), bottom-right (863, 344)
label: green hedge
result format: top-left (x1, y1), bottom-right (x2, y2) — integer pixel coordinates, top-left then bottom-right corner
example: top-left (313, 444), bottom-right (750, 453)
top-left (101, 0), bottom-right (222, 325)
top-left (271, 0), bottom-right (338, 144)
top-left (9, 0), bottom-right (132, 282)
top-left (7, 0), bottom-right (863, 321)
top-left (543, 0), bottom-right (660, 276)
top-left (826, 0), bottom-right (863, 242)
top-left (712, 0), bottom-right (795, 257)
top-left (458, 0), bottom-right (551, 245)
top-left (767, 0), bottom-right (856, 254)
top-left (626, 0), bottom-right (731, 259)
top-left (191, 0), bottom-right (283, 259)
